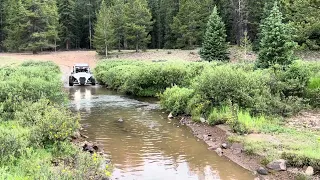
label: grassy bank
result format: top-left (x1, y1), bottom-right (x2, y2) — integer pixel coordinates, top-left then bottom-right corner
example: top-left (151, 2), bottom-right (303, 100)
top-left (95, 59), bottom-right (320, 170)
top-left (0, 61), bottom-right (111, 179)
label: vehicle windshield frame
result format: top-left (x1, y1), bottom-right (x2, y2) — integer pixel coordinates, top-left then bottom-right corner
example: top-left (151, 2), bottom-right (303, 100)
top-left (74, 66), bottom-right (90, 73)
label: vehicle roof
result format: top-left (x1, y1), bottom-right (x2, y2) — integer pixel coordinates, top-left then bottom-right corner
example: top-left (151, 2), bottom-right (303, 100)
top-left (74, 63), bottom-right (89, 67)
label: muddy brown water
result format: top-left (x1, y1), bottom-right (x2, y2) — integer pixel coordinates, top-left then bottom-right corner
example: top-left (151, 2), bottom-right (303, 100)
top-left (67, 86), bottom-right (254, 180)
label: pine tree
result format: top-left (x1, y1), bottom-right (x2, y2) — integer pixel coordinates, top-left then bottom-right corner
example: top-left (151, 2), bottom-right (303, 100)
top-left (171, 0), bottom-right (201, 49)
top-left (57, 0), bottom-right (76, 50)
top-left (110, 0), bottom-right (126, 52)
top-left (3, 0), bottom-right (27, 52)
top-left (0, 0), bottom-right (6, 51)
top-left (93, 0), bottom-right (114, 57)
top-left (10, 0), bottom-right (60, 54)
top-left (161, 0), bottom-right (179, 48)
top-left (282, 0), bottom-right (320, 50)
top-left (200, 6), bottom-right (229, 62)
top-left (125, 0), bottom-right (152, 52)
top-left (256, 2), bottom-right (296, 69)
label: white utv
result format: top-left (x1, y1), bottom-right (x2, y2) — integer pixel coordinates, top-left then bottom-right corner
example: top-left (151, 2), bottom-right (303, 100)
top-left (69, 63), bottom-right (96, 86)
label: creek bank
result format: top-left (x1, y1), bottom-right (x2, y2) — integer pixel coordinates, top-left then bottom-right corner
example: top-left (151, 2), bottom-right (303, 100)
top-left (72, 129), bottom-right (110, 155)
top-left (178, 116), bottom-right (299, 180)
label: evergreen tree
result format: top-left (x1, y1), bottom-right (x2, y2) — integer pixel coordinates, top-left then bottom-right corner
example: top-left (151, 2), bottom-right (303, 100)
top-left (282, 0), bottom-right (320, 50)
top-left (3, 0), bottom-right (27, 52)
top-left (171, 0), bottom-right (202, 49)
top-left (0, 0), bottom-right (6, 51)
top-left (93, 0), bottom-right (114, 57)
top-left (9, 0), bottom-right (60, 54)
top-left (110, 0), bottom-right (126, 52)
top-left (256, 2), bottom-right (296, 68)
top-left (125, 0), bottom-right (152, 52)
top-left (161, 0), bottom-right (179, 48)
top-left (57, 0), bottom-right (76, 50)
top-left (200, 6), bottom-right (229, 62)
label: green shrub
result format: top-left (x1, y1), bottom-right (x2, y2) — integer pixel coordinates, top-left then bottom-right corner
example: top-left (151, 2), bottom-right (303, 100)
top-left (309, 76), bottom-right (320, 90)
top-left (15, 99), bottom-right (80, 146)
top-left (193, 65), bottom-right (273, 115)
top-left (0, 63), bottom-right (66, 119)
top-left (0, 122), bottom-right (29, 164)
top-left (95, 60), bottom-right (192, 96)
top-left (186, 94), bottom-right (212, 121)
top-left (20, 61), bottom-right (60, 74)
top-left (160, 86), bottom-right (194, 115)
top-left (207, 106), bottom-right (233, 125)
top-left (269, 62), bottom-right (311, 98)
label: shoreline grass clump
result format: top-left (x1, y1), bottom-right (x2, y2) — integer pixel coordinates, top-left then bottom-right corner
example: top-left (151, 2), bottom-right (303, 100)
top-left (0, 61), bottom-right (111, 179)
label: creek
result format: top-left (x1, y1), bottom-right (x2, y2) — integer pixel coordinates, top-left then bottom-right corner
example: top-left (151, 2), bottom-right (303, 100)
top-left (67, 86), bottom-right (254, 180)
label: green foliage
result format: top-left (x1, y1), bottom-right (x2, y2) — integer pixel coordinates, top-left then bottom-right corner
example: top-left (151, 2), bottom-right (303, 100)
top-left (0, 61), bottom-right (110, 179)
top-left (0, 63), bottom-right (66, 119)
top-left (159, 86), bottom-right (194, 115)
top-left (282, 0), bottom-right (320, 50)
top-left (0, 122), bottom-right (29, 164)
top-left (93, 0), bottom-right (114, 56)
top-left (57, 0), bottom-right (76, 50)
top-left (95, 60), bottom-right (198, 96)
top-left (200, 6), bottom-right (229, 62)
top-left (207, 106), bottom-right (233, 125)
top-left (256, 2), bottom-right (296, 68)
top-left (0, 147), bottom-right (111, 180)
top-left (110, 0), bottom-right (126, 51)
top-left (4, 0), bottom-right (59, 53)
top-left (171, 0), bottom-right (202, 49)
top-left (193, 65), bottom-right (273, 115)
top-left (15, 99), bottom-right (80, 146)
top-left (269, 61), bottom-right (311, 97)
top-left (124, 0), bottom-right (152, 51)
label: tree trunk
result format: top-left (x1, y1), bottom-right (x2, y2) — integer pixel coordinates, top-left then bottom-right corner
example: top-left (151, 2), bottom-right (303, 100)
top-left (66, 39), bottom-right (70, 51)
top-left (32, 50), bottom-right (37, 54)
top-left (118, 38), bottom-right (121, 52)
top-left (136, 42), bottom-right (138, 52)
top-left (124, 39), bottom-right (128, 49)
top-left (105, 45), bottom-right (108, 58)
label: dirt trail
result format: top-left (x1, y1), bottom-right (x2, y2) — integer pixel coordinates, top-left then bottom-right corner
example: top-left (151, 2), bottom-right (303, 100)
top-left (0, 51), bottom-right (98, 85)
top-left (0, 51), bottom-right (98, 68)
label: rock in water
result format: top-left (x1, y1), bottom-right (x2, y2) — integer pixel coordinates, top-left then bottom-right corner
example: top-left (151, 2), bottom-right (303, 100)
top-left (305, 166), bottom-right (314, 176)
top-left (221, 143), bottom-right (228, 149)
top-left (215, 148), bottom-right (223, 156)
top-left (267, 159), bottom-right (286, 171)
top-left (168, 113), bottom-right (174, 119)
top-left (71, 131), bottom-right (81, 139)
top-left (118, 118), bottom-right (124, 122)
top-left (257, 167), bottom-right (268, 175)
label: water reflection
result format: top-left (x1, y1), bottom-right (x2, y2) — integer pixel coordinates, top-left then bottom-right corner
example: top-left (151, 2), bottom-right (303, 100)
top-left (68, 86), bottom-right (254, 180)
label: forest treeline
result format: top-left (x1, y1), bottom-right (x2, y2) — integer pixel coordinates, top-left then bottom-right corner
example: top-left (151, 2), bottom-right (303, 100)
top-left (0, 0), bottom-right (319, 53)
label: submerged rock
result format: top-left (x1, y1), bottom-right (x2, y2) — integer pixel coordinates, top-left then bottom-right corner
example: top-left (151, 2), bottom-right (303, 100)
top-left (71, 131), bottom-right (81, 139)
top-left (80, 133), bottom-right (89, 139)
top-left (168, 113), bottom-right (174, 119)
top-left (257, 167), bottom-right (268, 175)
top-left (305, 166), bottom-right (314, 176)
top-left (215, 148), bottom-right (223, 156)
top-left (267, 159), bottom-right (286, 171)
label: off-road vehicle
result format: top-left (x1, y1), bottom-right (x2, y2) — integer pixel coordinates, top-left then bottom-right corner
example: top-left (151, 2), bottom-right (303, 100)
top-left (69, 63), bottom-right (96, 86)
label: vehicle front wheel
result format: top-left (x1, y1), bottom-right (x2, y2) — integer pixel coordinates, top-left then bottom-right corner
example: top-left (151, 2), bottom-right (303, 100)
top-left (91, 77), bottom-right (96, 86)
top-left (69, 76), bottom-right (74, 86)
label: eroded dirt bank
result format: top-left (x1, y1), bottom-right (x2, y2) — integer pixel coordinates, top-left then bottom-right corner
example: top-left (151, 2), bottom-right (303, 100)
top-left (179, 117), bottom-right (300, 180)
